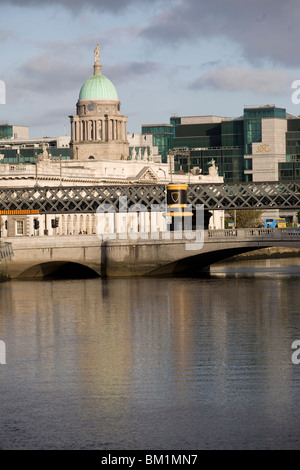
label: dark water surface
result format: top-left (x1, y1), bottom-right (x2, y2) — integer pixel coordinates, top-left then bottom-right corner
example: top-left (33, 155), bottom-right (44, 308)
top-left (0, 258), bottom-right (300, 450)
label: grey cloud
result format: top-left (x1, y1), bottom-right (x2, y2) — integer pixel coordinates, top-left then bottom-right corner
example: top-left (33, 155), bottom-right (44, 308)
top-left (0, 28), bottom-right (17, 42)
top-left (0, 0), bottom-right (161, 13)
top-left (8, 47), bottom-right (161, 101)
top-left (141, 0), bottom-right (300, 67)
top-left (190, 67), bottom-right (291, 95)
top-left (105, 61), bottom-right (162, 84)
top-left (25, 108), bottom-right (71, 129)
top-left (8, 51), bottom-right (88, 99)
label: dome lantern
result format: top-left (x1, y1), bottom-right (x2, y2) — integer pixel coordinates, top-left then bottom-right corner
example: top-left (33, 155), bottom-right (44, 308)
top-left (78, 43), bottom-right (118, 101)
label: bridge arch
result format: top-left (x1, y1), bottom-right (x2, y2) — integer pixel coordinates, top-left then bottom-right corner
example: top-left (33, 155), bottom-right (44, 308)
top-left (146, 246), bottom-right (262, 276)
top-left (17, 261), bottom-right (100, 279)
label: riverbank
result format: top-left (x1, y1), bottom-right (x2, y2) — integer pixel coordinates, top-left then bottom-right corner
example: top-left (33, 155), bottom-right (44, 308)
top-left (230, 246), bottom-right (300, 261)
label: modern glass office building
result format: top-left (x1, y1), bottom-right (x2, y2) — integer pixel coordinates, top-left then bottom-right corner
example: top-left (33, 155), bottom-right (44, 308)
top-left (141, 124), bottom-right (174, 163)
top-left (143, 105), bottom-right (300, 183)
top-left (171, 117), bottom-right (244, 182)
top-left (278, 118), bottom-right (300, 180)
top-left (0, 130), bottom-right (71, 164)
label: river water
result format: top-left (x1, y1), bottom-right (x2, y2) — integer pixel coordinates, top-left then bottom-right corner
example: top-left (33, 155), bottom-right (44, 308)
top-left (0, 258), bottom-right (300, 450)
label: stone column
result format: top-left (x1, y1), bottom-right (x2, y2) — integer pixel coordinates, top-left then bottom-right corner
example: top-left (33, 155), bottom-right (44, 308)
top-left (105, 117), bottom-right (109, 142)
top-left (109, 119), bottom-right (112, 141)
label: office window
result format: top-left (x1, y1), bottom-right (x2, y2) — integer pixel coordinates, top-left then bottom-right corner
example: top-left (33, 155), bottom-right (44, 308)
top-left (244, 119), bottom-right (262, 154)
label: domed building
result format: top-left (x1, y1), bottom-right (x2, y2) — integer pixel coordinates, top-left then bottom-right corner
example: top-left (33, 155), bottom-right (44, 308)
top-left (69, 43), bottom-right (129, 161)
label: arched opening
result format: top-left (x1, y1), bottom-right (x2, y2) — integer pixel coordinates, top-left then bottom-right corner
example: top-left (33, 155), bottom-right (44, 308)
top-left (146, 247), bottom-right (261, 277)
top-left (18, 261), bottom-right (99, 280)
top-left (88, 155), bottom-right (95, 159)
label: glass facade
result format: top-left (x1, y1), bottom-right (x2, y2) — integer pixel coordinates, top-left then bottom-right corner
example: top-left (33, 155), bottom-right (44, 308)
top-left (0, 147), bottom-right (70, 164)
top-left (173, 147), bottom-right (244, 183)
top-left (142, 125), bottom-right (174, 163)
top-left (243, 119), bottom-right (262, 154)
top-left (279, 162), bottom-right (300, 180)
top-left (174, 123), bottom-right (222, 148)
top-left (221, 120), bottom-right (244, 147)
top-left (286, 121), bottom-right (300, 160)
top-left (170, 116), bottom-right (181, 128)
top-left (244, 107), bottom-right (286, 119)
top-left (280, 119), bottom-right (300, 180)
top-left (143, 108), bottom-right (300, 183)
top-left (0, 125), bottom-right (13, 140)
top-left (172, 120), bottom-right (244, 182)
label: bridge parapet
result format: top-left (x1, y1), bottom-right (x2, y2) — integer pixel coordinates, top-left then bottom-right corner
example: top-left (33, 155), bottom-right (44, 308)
top-left (207, 228), bottom-right (275, 238)
top-left (207, 227), bottom-right (300, 240)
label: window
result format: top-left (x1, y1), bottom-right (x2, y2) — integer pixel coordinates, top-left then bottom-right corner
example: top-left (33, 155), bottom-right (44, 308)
top-left (16, 220), bottom-right (24, 236)
top-left (244, 119), bottom-right (262, 154)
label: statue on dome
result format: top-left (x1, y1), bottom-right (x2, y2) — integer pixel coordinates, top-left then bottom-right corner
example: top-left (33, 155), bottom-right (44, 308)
top-left (94, 43), bottom-right (100, 64)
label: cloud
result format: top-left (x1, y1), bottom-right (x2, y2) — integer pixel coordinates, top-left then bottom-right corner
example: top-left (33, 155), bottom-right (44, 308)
top-left (105, 61), bottom-right (162, 84)
top-left (11, 53), bottom-right (87, 97)
top-left (140, 0), bottom-right (300, 67)
top-left (0, 29), bottom-right (14, 40)
top-left (7, 41), bottom-right (162, 103)
top-left (24, 107), bottom-right (71, 129)
top-left (0, 0), bottom-right (162, 14)
top-left (189, 67), bottom-right (291, 95)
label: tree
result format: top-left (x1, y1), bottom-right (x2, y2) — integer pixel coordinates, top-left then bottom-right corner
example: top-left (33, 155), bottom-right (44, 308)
top-left (227, 210), bottom-right (263, 228)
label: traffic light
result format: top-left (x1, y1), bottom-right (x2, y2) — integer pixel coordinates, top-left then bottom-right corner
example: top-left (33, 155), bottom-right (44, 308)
top-left (51, 218), bottom-right (59, 228)
top-left (34, 219), bottom-right (40, 230)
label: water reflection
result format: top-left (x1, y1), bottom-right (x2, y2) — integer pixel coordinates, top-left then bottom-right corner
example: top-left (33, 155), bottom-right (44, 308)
top-left (0, 260), bottom-right (300, 449)
top-left (210, 257), bottom-right (300, 278)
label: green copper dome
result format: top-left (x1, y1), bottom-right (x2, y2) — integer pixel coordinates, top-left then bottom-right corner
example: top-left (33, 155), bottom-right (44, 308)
top-left (79, 73), bottom-right (118, 101)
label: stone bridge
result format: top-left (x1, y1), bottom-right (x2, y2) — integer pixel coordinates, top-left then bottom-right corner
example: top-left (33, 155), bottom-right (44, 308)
top-left (4, 228), bottom-right (300, 279)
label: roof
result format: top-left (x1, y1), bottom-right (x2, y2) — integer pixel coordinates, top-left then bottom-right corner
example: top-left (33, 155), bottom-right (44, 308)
top-left (79, 73), bottom-right (118, 101)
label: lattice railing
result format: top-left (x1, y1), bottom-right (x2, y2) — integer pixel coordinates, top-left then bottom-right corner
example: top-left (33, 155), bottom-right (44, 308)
top-left (0, 181), bottom-right (299, 213)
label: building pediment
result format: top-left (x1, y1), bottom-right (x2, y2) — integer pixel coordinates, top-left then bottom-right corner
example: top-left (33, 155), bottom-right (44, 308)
top-left (133, 166), bottom-right (159, 182)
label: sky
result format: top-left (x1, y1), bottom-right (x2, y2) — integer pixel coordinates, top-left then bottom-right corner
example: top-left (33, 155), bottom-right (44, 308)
top-left (1, 0), bottom-right (300, 138)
